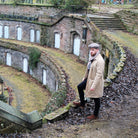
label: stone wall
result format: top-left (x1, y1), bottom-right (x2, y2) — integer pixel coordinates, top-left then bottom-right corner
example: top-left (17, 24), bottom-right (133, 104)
top-left (0, 16), bottom-right (93, 62)
top-left (0, 5), bottom-right (62, 17)
top-left (0, 43), bottom-right (59, 92)
top-left (115, 10), bottom-right (138, 35)
top-left (0, 20), bottom-right (41, 43)
top-left (41, 16), bottom-right (92, 61)
top-left (0, 40), bottom-right (68, 114)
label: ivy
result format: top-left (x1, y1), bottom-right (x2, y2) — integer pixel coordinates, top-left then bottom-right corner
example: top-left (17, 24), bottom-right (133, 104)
top-left (28, 48), bottom-right (41, 70)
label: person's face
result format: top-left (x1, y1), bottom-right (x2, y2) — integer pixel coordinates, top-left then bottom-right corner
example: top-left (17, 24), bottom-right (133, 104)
top-left (90, 48), bottom-right (99, 56)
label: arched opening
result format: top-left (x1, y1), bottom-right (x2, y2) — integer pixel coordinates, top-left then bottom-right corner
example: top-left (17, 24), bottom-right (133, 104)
top-left (6, 53), bottom-right (11, 66)
top-left (17, 27), bottom-right (22, 41)
top-left (42, 69), bottom-right (47, 85)
top-left (73, 34), bottom-right (80, 56)
top-left (36, 30), bottom-right (40, 43)
top-left (23, 58), bottom-right (28, 73)
top-left (55, 81), bottom-right (58, 92)
top-left (0, 25), bottom-right (3, 38)
top-left (54, 32), bottom-right (60, 49)
top-left (30, 29), bottom-right (35, 42)
top-left (4, 26), bottom-right (9, 39)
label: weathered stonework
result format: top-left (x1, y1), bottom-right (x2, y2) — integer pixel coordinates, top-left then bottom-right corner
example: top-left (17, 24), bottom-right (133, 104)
top-left (115, 10), bottom-right (138, 35)
top-left (0, 16), bottom-right (93, 62)
top-left (0, 41), bottom-right (68, 115)
top-left (0, 5), bottom-right (62, 18)
top-left (0, 5), bottom-right (127, 120)
top-left (0, 20), bottom-right (41, 43)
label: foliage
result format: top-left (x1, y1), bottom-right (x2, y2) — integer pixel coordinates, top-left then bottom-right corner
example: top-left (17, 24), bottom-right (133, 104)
top-left (0, 76), bottom-right (3, 84)
top-left (49, 0), bottom-right (64, 7)
top-left (65, 0), bottom-right (91, 10)
top-left (12, 0), bottom-right (22, 6)
top-left (28, 47), bottom-right (41, 70)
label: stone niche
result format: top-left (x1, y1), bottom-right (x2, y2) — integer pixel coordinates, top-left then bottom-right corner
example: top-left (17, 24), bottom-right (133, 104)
top-left (0, 46), bottom-right (58, 93)
top-left (0, 20), bottom-right (41, 43)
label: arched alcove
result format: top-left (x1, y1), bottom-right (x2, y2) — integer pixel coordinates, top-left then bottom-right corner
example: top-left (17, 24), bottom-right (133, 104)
top-left (36, 30), bottom-right (40, 43)
top-left (0, 25), bottom-right (3, 38)
top-left (4, 26), bottom-right (9, 39)
top-left (42, 68), bottom-right (47, 85)
top-left (6, 53), bottom-right (11, 66)
top-left (30, 29), bottom-right (35, 42)
top-left (17, 27), bottom-right (22, 41)
top-left (54, 32), bottom-right (60, 49)
top-left (23, 58), bottom-right (28, 73)
top-left (73, 34), bottom-right (81, 56)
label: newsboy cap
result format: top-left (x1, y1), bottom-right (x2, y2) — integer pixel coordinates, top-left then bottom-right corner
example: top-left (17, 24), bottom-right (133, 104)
top-left (88, 43), bottom-right (100, 49)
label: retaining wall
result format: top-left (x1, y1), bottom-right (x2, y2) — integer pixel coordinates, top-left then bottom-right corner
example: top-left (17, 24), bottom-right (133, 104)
top-left (115, 10), bottom-right (138, 35)
top-left (0, 41), bottom-right (68, 114)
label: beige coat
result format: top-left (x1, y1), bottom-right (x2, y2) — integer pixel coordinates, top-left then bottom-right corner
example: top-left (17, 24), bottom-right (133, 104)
top-left (84, 54), bottom-right (105, 98)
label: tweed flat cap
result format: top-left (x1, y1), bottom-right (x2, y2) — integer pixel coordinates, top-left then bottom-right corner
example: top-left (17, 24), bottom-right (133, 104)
top-left (88, 43), bottom-right (100, 49)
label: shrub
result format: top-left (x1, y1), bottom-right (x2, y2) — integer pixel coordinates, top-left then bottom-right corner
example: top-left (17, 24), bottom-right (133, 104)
top-left (28, 48), bottom-right (41, 70)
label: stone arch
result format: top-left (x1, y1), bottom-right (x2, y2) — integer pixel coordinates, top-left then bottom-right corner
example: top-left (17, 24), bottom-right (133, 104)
top-left (6, 52), bottom-right (12, 66)
top-left (4, 25), bottom-right (9, 39)
top-left (30, 28), bottom-right (35, 42)
top-left (70, 31), bottom-right (81, 56)
top-left (36, 30), bottom-right (40, 43)
top-left (42, 68), bottom-right (47, 85)
top-left (16, 26), bottom-right (22, 41)
top-left (23, 57), bottom-right (28, 73)
top-left (54, 31), bottom-right (61, 49)
top-left (0, 23), bottom-right (3, 38)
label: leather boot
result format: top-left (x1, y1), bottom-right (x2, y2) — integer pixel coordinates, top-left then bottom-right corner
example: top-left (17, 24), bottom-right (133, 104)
top-left (86, 114), bottom-right (98, 120)
top-left (73, 101), bottom-right (85, 108)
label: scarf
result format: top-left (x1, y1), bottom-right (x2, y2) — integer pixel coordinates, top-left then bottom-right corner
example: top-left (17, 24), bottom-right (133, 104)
top-left (87, 50), bottom-right (100, 70)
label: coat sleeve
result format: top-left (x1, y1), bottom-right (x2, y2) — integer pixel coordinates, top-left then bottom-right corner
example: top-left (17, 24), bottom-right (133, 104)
top-left (91, 59), bottom-right (104, 89)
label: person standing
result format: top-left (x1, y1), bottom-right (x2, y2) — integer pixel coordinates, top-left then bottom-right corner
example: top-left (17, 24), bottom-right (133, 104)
top-left (73, 43), bottom-right (105, 120)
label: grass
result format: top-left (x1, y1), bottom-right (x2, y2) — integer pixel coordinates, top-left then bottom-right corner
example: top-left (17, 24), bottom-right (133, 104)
top-left (103, 30), bottom-right (138, 58)
top-left (45, 48), bottom-right (86, 92)
top-left (0, 65), bottom-right (50, 113)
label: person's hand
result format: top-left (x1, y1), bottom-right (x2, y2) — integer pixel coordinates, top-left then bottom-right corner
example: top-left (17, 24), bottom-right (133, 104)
top-left (90, 88), bottom-right (94, 91)
top-left (82, 78), bottom-right (85, 81)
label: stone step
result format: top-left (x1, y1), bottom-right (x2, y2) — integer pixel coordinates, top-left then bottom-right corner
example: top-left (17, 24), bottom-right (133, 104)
top-left (93, 23), bottom-right (124, 26)
top-left (91, 20), bottom-right (122, 23)
top-left (89, 17), bottom-right (125, 30)
top-left (44, 102), bottom-right (74, 122)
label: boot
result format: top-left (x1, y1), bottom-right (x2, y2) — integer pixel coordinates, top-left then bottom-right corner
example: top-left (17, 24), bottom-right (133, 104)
top-left (86, 114), bottom-right (98, 120)
top-left (73, 101), bottom-right (85, 108)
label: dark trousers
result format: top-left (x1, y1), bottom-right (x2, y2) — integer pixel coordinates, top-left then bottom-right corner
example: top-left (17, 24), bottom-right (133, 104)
top-left (77, 79), bottom-right (101, 117)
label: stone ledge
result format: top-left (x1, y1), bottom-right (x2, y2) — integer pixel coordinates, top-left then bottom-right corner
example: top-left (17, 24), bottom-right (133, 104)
top-left (43, 102), bottom-right (73, 123)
